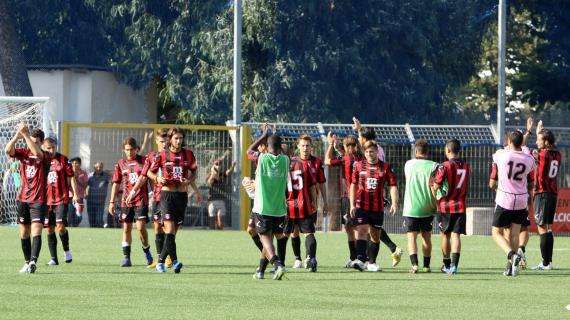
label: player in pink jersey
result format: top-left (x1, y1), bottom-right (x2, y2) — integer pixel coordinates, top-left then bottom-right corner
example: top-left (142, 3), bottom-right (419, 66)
top-left (489, 131), bottom-right (536, 277)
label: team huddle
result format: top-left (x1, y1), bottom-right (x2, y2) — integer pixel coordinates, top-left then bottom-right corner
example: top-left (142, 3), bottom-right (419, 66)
top-left (243, 117), bottom-right (560, 279)
top-left (5, 117), bottom-right (561, 278)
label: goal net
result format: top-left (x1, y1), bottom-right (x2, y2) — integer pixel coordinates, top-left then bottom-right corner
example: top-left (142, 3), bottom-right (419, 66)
top-left (0, 97), bottom-right (51, 225)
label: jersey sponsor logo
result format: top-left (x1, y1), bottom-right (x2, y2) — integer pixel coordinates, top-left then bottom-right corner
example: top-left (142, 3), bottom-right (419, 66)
top-left (26, 166), bottom-right (37, 178)
top-left (172, 166), bottom-right (183, 179)
top-left (366, 177), bottom-right (378, 190)
top-left (129, 172), bottom-right (138, 184)
top-left (47, 172), bottom-right (58, 184)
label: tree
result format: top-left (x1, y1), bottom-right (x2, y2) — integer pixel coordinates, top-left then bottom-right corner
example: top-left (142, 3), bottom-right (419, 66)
top-left (0, 0), bottom-right (33, 96)
top-left (456, 1), bottom-right (570, 126)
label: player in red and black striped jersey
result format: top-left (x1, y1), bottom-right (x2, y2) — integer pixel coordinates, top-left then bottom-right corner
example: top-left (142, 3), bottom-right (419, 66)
top-left (42, 137), bottom-right (78, 266)
top-left (148, 127), bottom-right (198, 273)
top-left (530, 121), bottom-right (561, 270)
top-left (432, 139), bottom-right (470, 274)
top-left (355, 125), bottom-right (404, 268)
top-left (349, 141), bottom-right (398, 272)
top-left (127, 128), bottom-right (176, 268)
top-left (325, 133), bottom-right (362, 266)
top-left (4, 123), bottom-right (47, 273)
top-left (289, 141), bottom-right (327, 270)
top-left (108, 137), bottom-right (153, 268)
top-left (284, 135), bottom-right (319, 271)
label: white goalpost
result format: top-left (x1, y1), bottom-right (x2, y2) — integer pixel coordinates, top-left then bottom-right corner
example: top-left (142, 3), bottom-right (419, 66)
top-left (0, 97), bottom-right (52, 224)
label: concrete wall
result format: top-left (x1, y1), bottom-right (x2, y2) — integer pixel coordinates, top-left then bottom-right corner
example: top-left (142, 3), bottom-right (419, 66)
top-left (27, 68), bottom-right (157, 124)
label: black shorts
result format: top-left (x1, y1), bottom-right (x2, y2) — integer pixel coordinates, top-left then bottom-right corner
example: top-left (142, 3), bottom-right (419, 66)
top-left (152, 201), bottom-right (162, 223)
top-left (521, 213), bottom-right (531, 228)
top-left (284, 214), bottom-right (316, 234)
top-left (248, 211), bottom-right (256, 229)
top-left (354, 208), bottom-right (384, 229)
top-left (253, 212), bottom-right (285, 235)
top-left (17, 201), bottom-right (47, 225)
top-left (437, 213), bottom-right (466, 235)
top-left (44, 204), bottom-right (68, 227)
top-left (403, 216), bottom-right (433, 233)
top-left (160, 191), bottom-right (188, 225)
top-left (340, 197), bottom-right (355, 226)
top-left (534, 193), bottom-right (557, 226)
top-left (492, 205), bottom-right (527, 228)
top-left (119, 206), bottom-right (149, 224)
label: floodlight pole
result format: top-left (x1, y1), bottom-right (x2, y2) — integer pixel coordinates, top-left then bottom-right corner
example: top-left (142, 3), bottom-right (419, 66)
top-left (497, 0), bottom-right (507, 145)
top-left (232, 0), bottom-right (243, 229)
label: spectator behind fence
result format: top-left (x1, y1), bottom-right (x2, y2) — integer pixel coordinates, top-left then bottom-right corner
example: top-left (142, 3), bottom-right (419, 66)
top-left (207, 156), bottom-right (236, 230)
top-left (69, 157), bottom-right (88, 227)
top-left (86, 161), bottom-right (111, 228)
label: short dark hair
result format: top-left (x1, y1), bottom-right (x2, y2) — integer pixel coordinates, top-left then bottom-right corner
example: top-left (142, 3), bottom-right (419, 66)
top-left (360, 127), bottom-right (376, 141)
top-left (415, 139), bottom-right (429, 155)
top-left (297, 134), bottom-right (312, 145)
top-left (267, 134), bottom-right (282, 152)
top-left (509, 130), bottom-right (523, 148)
top-left (446, 139), bottom-right (461, 154)
top-left (30, 128), bottom-right (45, 142)
top-left (122, 137), bottom-right (138, 149)
top-left (70, 157), bottom-right (81, 165)
top-left (44, 137), bottom-right (57, 145)
top-left (540, 129), bottom-right (556, 145)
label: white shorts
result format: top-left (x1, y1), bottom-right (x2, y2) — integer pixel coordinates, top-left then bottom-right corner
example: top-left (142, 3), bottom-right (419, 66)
top-left (208, 200), bottom-right (226, 217)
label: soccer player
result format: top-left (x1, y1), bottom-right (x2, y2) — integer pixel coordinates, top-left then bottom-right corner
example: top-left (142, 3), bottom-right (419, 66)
top-left (284, 135), bottom-right (318, 271)
top-left (353, 119), bottom-right (404, 267)
top-left (250, 129), bottom-right (290, 280)
top-left (530, 121), bottom-right (561, 270)
top-left (246, 136), bottom-right (267, 242)
top-left (403, 139), bottom-right (437, 273)
top-left (149, 127), bottom-right (198, 273)
top-left (489, 130), bottom-right (536, 276)
top-left (291, 135), bottom-right (327, 269)
top-left (349, 140), bottom-right (398, 272)
top-left (432, 139), bottom-right (470, 275)
top-left (108, 137), bottom-right (153, 267)
top-left (4, 123), bottom-right (47, 273)
top-left (325, 132), bottom-right (362, 267)
top-left (42, 137), bottom-right (77, 265)
top-left (127, 128), bottom-right (169, 268)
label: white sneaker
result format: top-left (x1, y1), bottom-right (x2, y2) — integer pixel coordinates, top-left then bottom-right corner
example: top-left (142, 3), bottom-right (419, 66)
top-left (531, 263), bottom-right (553, 271)
top-left (344, 259), bottom-right (354, 268)
top-left (517, 248), bottom-right (526, 270)
top-left (47, 259), bottom-right (59, 266)
top-left (511, 254), bottom-right (520, 277)
top-left (64, 250), bottom-right (73, 263)
top-left (19, 263), bottom-right (30, 273)
top-left (366, 263), bottom-right (382, 272)
top-left (391, 247), bottom-right (404, 267)
top-left (292, 259), bottom-right (303, 269)
top-left (28, 261), bottom-right (37, 273)
top-left (303, 257), bottom-right (310, 269)
top-left (352, 259), bottom-right (366, 271)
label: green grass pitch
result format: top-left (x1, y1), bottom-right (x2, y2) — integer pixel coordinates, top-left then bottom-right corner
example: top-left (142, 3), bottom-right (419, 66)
top-left (0, 227), bottom-right (569, 319)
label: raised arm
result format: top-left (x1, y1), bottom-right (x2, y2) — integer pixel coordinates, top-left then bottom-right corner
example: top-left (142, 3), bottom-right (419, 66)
top-left (19, 124), bottom-right (43, 159)
top-left (4, 130), bottom-right (21, 157)
top-left (225, 160), bottom-right (237, 176)
top-left (522, 117), bottom-right (533, 147)
top-left (247, 122), bottom-right (270, 155)
top-left (324, 132), bottom-right (336, 166)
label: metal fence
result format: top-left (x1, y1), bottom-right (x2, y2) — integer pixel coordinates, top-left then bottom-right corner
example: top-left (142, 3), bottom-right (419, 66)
top-left (62, 123), bottom-right (245, 229)
top-left (245, 122), bottom-right (570, 235)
